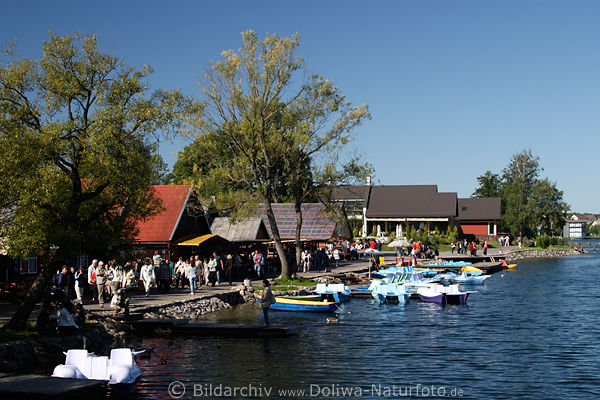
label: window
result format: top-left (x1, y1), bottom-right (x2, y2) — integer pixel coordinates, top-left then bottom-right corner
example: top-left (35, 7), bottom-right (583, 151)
top-left (20, 257), bottom-right (38, 274)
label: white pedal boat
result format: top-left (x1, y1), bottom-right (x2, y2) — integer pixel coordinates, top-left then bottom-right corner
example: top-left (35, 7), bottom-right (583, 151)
top-left (52, 348), bottom-right (143, 389)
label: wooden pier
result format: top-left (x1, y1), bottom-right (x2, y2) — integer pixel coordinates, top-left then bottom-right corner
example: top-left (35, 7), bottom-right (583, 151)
top-left (131, 319), bottom-right (298, 338)
top-left (0, 374), bottom-right (105, 399)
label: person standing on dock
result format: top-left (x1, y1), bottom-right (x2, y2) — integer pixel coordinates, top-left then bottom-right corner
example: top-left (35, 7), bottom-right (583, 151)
top-left (483, 241), bottom-right (488, 255)
top-left (260, 279), bottom-right (276, 327)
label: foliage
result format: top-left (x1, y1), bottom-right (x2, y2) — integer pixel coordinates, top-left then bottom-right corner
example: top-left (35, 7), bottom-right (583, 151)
top-left (587, 222), bottom-right (600, 237)
top-left (530, 179), bottom-right (569, 236)
top-left (472, 171), bottom-right (502, 198)
top-left (472, 149), bottom-right (569, 239)
top-left (0, 32), bottom-right (196, 328)
top-left (536, 234), bottom-right (551, 249)
top-left (182, 30), bottom-right (370, 277)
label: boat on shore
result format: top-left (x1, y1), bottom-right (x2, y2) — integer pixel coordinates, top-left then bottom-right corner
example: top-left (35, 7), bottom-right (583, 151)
top-left (255, 293), bottom-right (340, 312)
top-left (52, 348), bottom-right (143, 393)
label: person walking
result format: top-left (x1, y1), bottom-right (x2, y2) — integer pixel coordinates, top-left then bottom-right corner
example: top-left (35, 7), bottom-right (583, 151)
top-left (74, 266), bottom-right (85, 302)
top-left (224, 254), bottom-right (233, 285)
top-left (301, 250), bottom-right (311, 273)
top-left (332, 248), bottom-right (341, 269)
top-left (213, 252), bottom-right (223, 285)
top-left (208, 255), bottom-right (218, 287)
top-left (95, 262), bottom-right (107, 307)
top-left (260, 279), bottom-right (276, 328)
top-left (175, 257), bottom-right (186, 289)
top-left (483, 240), bottom-right (488, 255)
top-left (253, 250), bottom-right (264, 278)
top-left (187, 261), bottom-right (197, 295)
top-left (140, 258), bottom-right (155, 297)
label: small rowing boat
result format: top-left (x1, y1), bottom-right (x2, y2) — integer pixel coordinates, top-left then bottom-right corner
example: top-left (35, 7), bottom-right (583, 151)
top-left (255, 294), bottom-right (340, 312)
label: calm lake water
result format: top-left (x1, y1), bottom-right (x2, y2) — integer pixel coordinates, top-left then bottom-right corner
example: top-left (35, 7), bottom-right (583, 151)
top-left (133, 254), bottom-right (600, 399)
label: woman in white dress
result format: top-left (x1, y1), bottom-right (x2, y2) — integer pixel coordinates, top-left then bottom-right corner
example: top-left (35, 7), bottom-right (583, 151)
top-left (140, 258), bottom-right (155, 297)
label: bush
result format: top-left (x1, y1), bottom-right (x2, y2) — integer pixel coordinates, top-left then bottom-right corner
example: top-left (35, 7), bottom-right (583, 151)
top-left (522, 237), bottom-right (534, 247)
top-left (549, 236), bottom-right (558, 246)
top-left (536, 234), bottom-right (550, 249)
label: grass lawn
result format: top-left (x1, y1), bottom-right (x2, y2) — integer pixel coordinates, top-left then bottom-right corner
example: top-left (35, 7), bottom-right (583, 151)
top-left (253, 277), bottom-right (319, 292)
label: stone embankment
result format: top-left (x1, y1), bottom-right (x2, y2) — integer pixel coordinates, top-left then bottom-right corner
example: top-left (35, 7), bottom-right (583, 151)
top-left (142, 286), bottom-right (255, 320)
top-left (505, 248), bottom-right (582, 262)
top-left (0, 315), bottom-right (129, 373)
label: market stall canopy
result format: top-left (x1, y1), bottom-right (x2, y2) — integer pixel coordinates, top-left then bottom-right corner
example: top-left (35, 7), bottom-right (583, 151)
top-left (177, 234), bottom-right (231, 246)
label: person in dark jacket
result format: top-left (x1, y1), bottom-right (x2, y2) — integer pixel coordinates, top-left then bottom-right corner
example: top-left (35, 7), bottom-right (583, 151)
top-left (260, 280), bottom-right (276, 328)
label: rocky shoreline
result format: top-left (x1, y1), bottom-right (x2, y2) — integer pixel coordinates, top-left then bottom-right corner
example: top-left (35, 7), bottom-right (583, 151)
top-left (504, 248), bottom-right (582, 262)
top-left (142, 286), bottom-right (255, 319)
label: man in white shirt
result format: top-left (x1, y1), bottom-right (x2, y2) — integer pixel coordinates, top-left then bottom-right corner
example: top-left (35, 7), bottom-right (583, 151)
top-left (87, 259), bottom-right (98, 302)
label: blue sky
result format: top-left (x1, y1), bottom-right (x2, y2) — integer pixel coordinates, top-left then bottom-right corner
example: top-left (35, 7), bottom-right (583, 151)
top-left (3, 1), bottom-right (599, 212)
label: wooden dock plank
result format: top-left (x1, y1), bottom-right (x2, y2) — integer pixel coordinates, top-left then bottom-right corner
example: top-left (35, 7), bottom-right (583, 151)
top-left (0, 375), bottom-right (105, 399)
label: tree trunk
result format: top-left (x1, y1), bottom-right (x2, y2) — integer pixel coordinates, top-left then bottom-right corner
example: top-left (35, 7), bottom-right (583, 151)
top-left (3, 256), bottom-right (56, 330)
top-left (263, 201), bottom-right (291, 278)
top-left (294, 201), bottom-right (303, 269)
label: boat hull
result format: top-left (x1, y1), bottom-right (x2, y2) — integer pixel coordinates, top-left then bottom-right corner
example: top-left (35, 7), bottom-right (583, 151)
top-left (255, 294), bottom-right (339, 312)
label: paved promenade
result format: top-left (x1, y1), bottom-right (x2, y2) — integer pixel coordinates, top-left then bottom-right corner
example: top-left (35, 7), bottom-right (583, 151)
top-left (0, 245), bottom-right (518, 324)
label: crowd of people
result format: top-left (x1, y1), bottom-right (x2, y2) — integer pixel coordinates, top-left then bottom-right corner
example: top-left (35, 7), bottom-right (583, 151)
top-left (53, 250), bottom-right (268, 305)
top-left (450, 239), bottom-right (489, 256)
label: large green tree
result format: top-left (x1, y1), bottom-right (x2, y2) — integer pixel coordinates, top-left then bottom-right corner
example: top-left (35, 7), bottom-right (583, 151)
top-left (501, 149), bottom-right (541, 239)
top-left (472, 149), bottom-right (569, 239)
top-left (530, 178), bottom-right (569, 236)
top-left (0, 33), bottom-right (196, 328)
top-left (187, 31), bottom-right (370, 277)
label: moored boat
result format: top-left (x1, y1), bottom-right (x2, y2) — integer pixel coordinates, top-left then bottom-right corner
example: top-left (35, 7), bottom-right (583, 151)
top-left (449, 272), bottom-right (490, 285)
top-left (417, 285), bottom-right (473, 305)
top-left (314, 283), bottom-right (351, 302)
top-left (371, 283), bottom-right (410, 304)
top-left (255, 293), bottom-right (340, 312)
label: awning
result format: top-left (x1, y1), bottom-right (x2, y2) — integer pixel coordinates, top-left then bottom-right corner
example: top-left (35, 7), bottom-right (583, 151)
top-left (177, 234), bottom-right (230, 246)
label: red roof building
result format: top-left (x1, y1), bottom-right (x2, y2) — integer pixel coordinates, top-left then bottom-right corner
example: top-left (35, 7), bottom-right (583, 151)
top-left (133, 185), bottom-right (211, 260)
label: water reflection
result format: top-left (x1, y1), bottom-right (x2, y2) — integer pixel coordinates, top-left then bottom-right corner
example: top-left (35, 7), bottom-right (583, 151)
top-left (132, 254), bottom-right (600, 399)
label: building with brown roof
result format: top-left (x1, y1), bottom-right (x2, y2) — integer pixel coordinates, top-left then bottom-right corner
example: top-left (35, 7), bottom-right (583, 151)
top-left (457, 198), bottom-right (501, 239)
top-left (333, 184), bottom-right (501, 239)
top-left (255, 203), bottom-right (350, 242)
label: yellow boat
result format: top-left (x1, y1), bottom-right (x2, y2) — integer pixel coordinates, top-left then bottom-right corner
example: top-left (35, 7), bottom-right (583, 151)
top-left (506, 264), bottom-right (517, 269)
